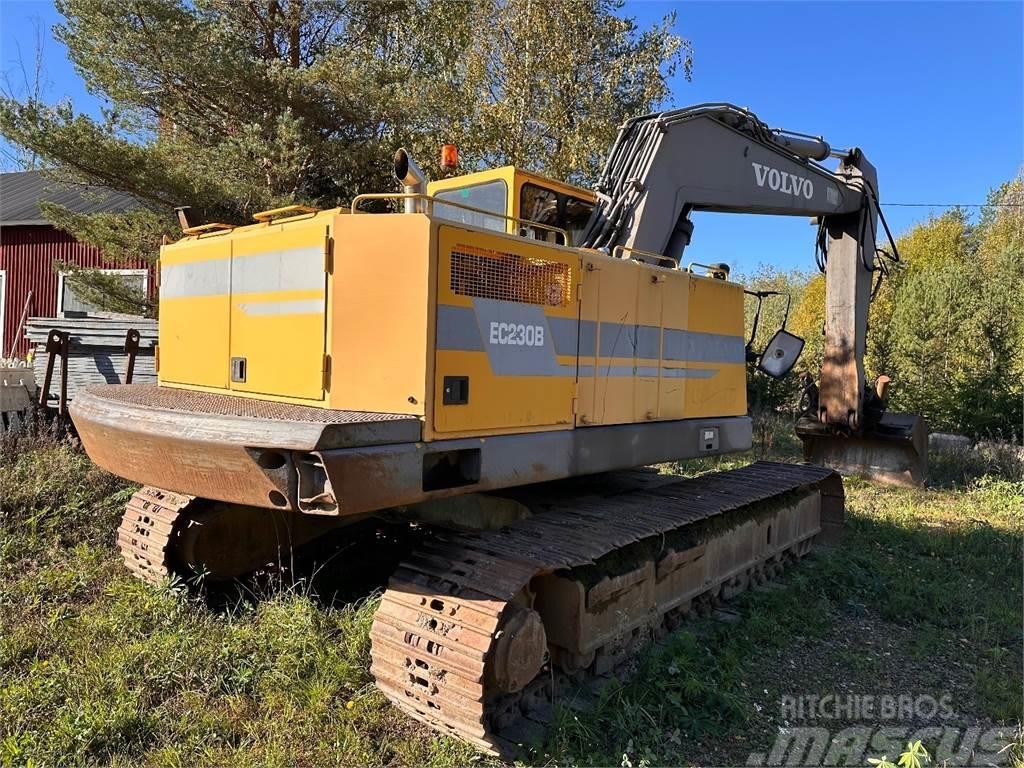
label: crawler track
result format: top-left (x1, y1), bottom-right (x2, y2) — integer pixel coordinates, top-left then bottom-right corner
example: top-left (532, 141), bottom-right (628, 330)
top-left (369, 461), bottom-right (841, 755)
top-left (116, 486), bottom-right (195, 583)
top-left (116, 486), bottom-right (358, 586)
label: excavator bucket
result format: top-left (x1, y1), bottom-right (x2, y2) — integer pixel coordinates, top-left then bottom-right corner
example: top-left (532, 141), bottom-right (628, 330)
top-left (796, 412), bottom-right (928, 487)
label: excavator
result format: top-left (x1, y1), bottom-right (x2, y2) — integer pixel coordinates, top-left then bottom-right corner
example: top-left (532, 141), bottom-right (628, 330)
top-left (70, 103), bottom-right (926, 753)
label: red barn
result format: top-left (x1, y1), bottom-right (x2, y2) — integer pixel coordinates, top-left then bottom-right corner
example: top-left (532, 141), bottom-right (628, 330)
top-left (0, 170), bottom-right (155, 358)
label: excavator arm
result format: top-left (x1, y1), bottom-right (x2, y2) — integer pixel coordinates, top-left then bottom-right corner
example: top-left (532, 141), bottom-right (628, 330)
top-left (581, 104), bottom-right (926, 484)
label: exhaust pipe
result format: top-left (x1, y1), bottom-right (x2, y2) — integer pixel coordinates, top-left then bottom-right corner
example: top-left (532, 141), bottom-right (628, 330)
top-left (394, 148), bottom-right (427, 213)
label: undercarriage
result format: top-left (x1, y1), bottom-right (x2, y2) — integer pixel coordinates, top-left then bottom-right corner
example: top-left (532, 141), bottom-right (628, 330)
top-left (115, 460), bottom-right (842, 755)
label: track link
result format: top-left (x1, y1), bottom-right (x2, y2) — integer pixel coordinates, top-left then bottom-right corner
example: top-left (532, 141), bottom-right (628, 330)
top-left (369, 461), bottom-right (841, 754)
top-left (116, 486), bottom-right (195, 584)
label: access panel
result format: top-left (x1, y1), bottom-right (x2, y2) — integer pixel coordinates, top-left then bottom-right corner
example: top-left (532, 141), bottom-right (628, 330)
top-left (432, 225), bottom-right (579, 435)
top-left (158, 234), bottom-right (232, 389)
top-left (228, 220), bottom-right (329, 401)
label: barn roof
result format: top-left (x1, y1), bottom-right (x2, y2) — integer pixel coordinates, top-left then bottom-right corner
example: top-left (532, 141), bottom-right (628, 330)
top-left (0, 170), bottom-right (142, 226)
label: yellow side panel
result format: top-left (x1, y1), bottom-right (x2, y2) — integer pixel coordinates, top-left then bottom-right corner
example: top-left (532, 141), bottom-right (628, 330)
top-left (578, 257), bottom-right (640, 426)
top-left (329, 214), bottom-right (433, 416)
top-left (578, 255), bottom-right (748, 425)
top-left (658, 269), bottom-right (692, 420)
top-left (684, 276), bottom-right (747, 417)
top-left (634, 265), bottom-right (662, 422)
top-left (432, 225), bottom-right (578, 434)
top-left (576, 254), bottom-right (600, 424)
top-left (158, 235), bottom-right (232, 389)
top-left (229, 220), bottom-right (328, 401)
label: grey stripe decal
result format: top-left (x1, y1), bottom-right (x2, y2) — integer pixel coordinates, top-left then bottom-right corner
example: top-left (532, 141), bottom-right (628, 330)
top-left (663, 329), bottom-right (745, 363)
top-left (233, 246), bottom-right (325, 294)
top-left (471, 298), bottom-right (562, 376)
top-left (161, 245), bottom-right (325, 299)
top-left (635, 325), bottom-right (661, 359)
top-left (578, 319), bottom-right (597, 357)
top-left (577, 366), bottom-right (717, 379)
top-left (549, 317), bottom-right (580, 356)
top-left (435, 301), bottom-right (735, 378)
top-left (597, 322), bottom-right (743, 363)
top-left (599, 321), bottom-right (638, 357)
top-left (436, 305), bottom-right (483, 351)
top-left (239, 299), bottom-right (325, 316)
top-left (661, 367), bottom-right (718, 378)
top-left (161, 259), bottom-right (231, 298)
top-left (548, 318), bottom-right (598, 357)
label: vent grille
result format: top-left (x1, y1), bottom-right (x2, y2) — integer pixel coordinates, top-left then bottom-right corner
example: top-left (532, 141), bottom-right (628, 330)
top-left (450, 246), bottom-right (571, 306)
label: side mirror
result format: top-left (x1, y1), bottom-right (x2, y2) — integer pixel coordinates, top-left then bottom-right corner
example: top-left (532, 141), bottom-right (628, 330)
top-left (758, 329), bottom-right (805, 379)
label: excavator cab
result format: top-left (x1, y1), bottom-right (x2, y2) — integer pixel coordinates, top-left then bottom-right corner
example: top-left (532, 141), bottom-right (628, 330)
top-left (427, 167), bottom-right (595, 246)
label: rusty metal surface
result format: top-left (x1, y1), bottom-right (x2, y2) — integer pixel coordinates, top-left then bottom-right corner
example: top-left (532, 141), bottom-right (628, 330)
top-left (38, 329), bottom-right (70, 416)
top-left (116, 486), bottom-right (351, 584)
top-left (73, 389), bottom-right (298, 508)
top-left (369, 461), bottom-right (838, 755)
top-left (85, 384), bottom-right (416, 426)
top-left (796, 411), bottom-right (928, 487)
top-left (310, 415), bottom-right (752, 516)
top-left (117, 486), bottom-right (193, 584)
top-left (75, 384), bottom-right (421, 449)
top-left (71, 385), bottom-right (424, 509)
top-left (123, 329), bottom-right (140, 384)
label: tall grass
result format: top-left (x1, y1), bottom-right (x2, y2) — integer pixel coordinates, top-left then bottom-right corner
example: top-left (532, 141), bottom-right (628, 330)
top-left (1, 420), bottom-right (1021, 766)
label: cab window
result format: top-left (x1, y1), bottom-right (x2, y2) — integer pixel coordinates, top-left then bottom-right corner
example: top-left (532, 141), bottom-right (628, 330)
top-left (519, 183), bottom-right (594, 246)
top-left (433, 180), bottom-right (507, 232)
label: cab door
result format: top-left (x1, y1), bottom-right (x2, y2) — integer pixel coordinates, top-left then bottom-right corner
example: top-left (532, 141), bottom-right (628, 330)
top-left (228, 219), bottom-right (329, 401)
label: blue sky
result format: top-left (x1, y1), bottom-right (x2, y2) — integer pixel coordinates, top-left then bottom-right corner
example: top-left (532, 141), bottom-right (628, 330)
top-left (1, 0), bottom-right (1022, 274)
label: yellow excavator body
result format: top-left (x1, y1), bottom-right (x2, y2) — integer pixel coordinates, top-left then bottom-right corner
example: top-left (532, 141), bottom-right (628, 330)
top-left (154, 169), bottom-right (747, 436)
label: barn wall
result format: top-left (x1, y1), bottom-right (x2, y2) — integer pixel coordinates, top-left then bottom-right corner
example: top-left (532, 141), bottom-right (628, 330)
top-left (0, 225), bottom-right (154, 357)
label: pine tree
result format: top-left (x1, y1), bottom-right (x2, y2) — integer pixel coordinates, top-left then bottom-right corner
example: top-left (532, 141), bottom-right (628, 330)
top-left (0, 0), bottom-right (689, 315)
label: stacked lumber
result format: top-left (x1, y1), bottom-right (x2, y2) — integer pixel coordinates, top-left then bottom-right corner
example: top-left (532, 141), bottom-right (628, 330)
top-left (24, 316), bottom-right (158, 403)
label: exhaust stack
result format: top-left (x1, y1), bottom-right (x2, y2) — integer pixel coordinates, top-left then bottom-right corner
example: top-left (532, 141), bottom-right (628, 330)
top-left (394, 148), bottom-right (427, 213)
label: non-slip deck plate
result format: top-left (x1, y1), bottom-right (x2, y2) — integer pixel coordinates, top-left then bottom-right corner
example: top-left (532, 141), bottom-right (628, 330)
top-left (76, 384), bottom-right (422, 449)
top-left (85, 384), bottom-right (413, 424)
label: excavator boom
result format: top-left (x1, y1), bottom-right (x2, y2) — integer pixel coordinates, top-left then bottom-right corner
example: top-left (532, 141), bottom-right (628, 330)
top-left (580, 103), bottom-right (926, 484)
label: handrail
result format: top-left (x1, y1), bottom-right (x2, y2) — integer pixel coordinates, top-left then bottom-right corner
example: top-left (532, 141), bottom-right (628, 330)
top-left (182, 222), bottom-right (234, 236)
top-left (350, 192), bottom-right (572, 246)
top-left (687, 261), bottom-right (729, 276)
top-left (253, 204), bottom-right (320, 223)
top-left (613, 244), bottom-right (680, 268)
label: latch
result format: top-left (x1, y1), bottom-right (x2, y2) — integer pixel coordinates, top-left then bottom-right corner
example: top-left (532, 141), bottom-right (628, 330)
top-left (442, 376), bottom-right (469, 405)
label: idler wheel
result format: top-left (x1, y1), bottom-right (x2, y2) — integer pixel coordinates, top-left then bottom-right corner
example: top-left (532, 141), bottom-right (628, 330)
top-left (490, 606), bottom-right (547, 693)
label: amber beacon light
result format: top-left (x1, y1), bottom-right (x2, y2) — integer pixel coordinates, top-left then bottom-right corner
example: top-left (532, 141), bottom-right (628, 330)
top-left (440, 143), bottom-right (458, 171)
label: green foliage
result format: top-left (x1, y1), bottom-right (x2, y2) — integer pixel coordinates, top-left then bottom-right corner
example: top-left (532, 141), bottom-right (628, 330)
top-left (869, 739), bottom-right (930, 768)
top-left (0, 0), bottom-right (687, 313)
top-left (868, 179), bottom-right (1024, 437)
top-left (741, 174), bottom-right (1023, 439)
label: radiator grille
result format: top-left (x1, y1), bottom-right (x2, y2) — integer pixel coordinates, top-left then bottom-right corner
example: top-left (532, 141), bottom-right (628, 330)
top-left (450, 246), bottom-right (571, 306)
